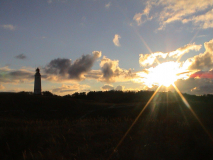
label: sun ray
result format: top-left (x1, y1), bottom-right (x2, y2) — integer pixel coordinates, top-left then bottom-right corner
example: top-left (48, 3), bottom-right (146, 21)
top-left (172, 84), bottom-right (213, 142)
top-left (108, 85), bottom-right (162, 159)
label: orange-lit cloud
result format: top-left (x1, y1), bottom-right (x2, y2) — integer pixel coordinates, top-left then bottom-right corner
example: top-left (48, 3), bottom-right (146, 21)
top-left (190, 70), bottom-right (213, 79)
top-left (138, 0), bottom-right (213, 30)
top-left (139, 43), bottom-right (201, 66)
top-left (113, 34), bottom-right (121, 46)
top-left (0, 84), bottom-right (5, 90)
top-left (99, 56), bottom-right (135, 82)
top-left (133, 1), bottom-right (152, 26)
top-left (185, 39), bottom-right (213, 70)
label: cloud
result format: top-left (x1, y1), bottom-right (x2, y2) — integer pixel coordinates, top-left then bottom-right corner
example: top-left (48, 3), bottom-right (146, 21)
top-left (0, 24), bottom-right (16, 31)
top-left (0, 67), bottom-right (34, 84)
top-left (189, 9), bottom-right (213, 29)
top-left (84, 70), bottom-right (102, 79)
top-left (0, 84), bottom-right (5, 90)
top-left (51, 84), bottom-right (90, 94)
top-left (113, 34), bottom-right (121, 47)
top-left (168, 43), bottom-right (202, 58)
top-left (105, 2), bottom-right (111, 9)
top-left (99, 56), bottom-right (136, 83)
top-left (115, 85), bottom-right (124, 91)
top-left (44, 51), bottom-right (102, 80)
top-left (101, 84), bottom-right (125, 91)
top-left (133, 1), bottom-right (152, 26)
top-left (186, 39), bottom-right (213, 70)
top-left (99, 56), bottom-right (122, 82)
top-left (190, 70), bottom-right (213, 79)
top-left (139, 52), bottom-right (167, 66)
top-left (158, 0), bottom-right (213, 30)
top-left (175, 77), bottom-right (213, 95)
top-left (139, 43), bottom-right (202, 66)
top-left (138, 0), bottom-right (213, 30)
top-left (133, 13), bottom-right (143, 26)
top-left (44, 58), bottom-right (71, 76)
top-left (15, 54), bottom-right (27, 60)
top-left (101, 84), bottom-right (114, 91)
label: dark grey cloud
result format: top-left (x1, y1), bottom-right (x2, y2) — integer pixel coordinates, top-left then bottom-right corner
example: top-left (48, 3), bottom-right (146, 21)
top-left (44, 51), bottom-right (101, 80)
top-left (15, 54), bottom-right (27, 60)
top-left (101, 62), bottom-right (114, 81)
top-left (175, 77), bottom-right (213, 95)
top-left (44, 58), bottom-right (71, 76)
top-left (191, 85), bottom-right (213, 95)
top-left (0, 68), bottom-right (34, 83)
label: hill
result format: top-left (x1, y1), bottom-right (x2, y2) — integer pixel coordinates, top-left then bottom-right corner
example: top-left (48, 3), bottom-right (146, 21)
top-left (0, 91), bottom-right (213, 159)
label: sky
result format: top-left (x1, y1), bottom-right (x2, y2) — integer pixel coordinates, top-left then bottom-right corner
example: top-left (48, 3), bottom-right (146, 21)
top-left (0, 0), bottom-right (213, 95)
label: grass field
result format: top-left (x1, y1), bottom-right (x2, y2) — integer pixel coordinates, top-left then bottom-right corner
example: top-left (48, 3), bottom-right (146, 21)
top-left (0, 92), bottom-right (213, 159)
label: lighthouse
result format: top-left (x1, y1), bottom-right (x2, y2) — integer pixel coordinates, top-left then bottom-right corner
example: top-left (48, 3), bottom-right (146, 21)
top-left (34, 68), bottom-right (42, 95)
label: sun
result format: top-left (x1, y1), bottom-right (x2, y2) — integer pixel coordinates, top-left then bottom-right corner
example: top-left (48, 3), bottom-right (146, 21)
top-left (144, 61), bottom-right (183, 87)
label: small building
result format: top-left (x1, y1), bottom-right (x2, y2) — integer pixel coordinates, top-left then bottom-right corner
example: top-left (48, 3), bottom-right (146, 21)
top-left (34, 68), bottom-right (42, 95)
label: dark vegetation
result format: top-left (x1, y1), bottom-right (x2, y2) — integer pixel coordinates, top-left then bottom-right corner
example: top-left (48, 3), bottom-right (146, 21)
top-left (0, 91), bottom-right (213, 159)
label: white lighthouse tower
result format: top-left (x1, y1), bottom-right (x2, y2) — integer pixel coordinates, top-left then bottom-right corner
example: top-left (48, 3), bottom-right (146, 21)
top-left (34, 68), bottom-right (42, 95)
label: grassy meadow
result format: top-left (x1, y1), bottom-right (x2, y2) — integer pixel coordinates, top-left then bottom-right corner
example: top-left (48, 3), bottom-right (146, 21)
top-left (0, 92), bottom-right (213, 159)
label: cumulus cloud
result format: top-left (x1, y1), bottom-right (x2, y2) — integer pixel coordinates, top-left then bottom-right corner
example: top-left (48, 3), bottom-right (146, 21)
top-left (99, 56), bottom-right (136, 83)
top-left (105, 2), bottom-right (111, 9)
top-left (0, 24), bottom-right (16, 31)
top-left (115, 85), bottom-right (124, 91)
top-left (101, 84), bottom-right (125, 91)
top-left (113, 34), bottom-right (121, 47)
top-left (15, 54), bottom-right (27, 60)
top-left (44, 51), bottom-right (102, 80)
top-left (101, 84), bottom-right (114, 91)
top-left (186, 39), bottom-right (213, 70)
top-left (100, 56), bottom-right (122, 82)
top-left (139, 43), bottom-right (201, 66)
top-left (52, 84), bottom-right (90, 94)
